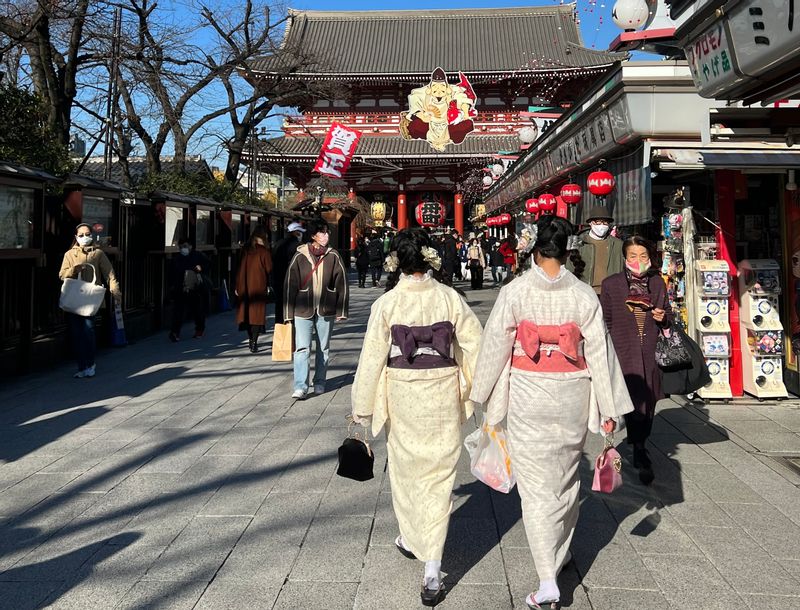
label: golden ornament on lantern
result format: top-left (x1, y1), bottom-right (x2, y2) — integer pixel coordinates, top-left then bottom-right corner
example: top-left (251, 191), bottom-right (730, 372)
top-left (370, 200), bottom-right (390, 223)
top-left (473, 203), bottom-right (486, 219)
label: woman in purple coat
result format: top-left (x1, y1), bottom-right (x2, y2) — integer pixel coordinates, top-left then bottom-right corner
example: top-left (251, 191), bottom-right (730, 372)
top-left (600, 236), bottom-right (672, 485)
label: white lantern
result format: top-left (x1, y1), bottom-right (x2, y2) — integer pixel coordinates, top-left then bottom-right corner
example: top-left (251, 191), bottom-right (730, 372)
top-left (482, 175), bottom-right (494, 187)
top-left (612, 0), bottom-right (650, 31)
top-left (491, 163), bottom-right (504, 177)
top-left (518, 125), bottom-right (538, 144)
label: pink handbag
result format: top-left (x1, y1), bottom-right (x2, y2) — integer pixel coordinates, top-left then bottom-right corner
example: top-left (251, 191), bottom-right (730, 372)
top-left (592, 437), bottom-right (623, 494)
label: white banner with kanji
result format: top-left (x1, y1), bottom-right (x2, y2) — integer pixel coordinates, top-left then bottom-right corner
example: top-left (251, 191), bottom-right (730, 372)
top-left (313, 122), bottom-right (362, 178)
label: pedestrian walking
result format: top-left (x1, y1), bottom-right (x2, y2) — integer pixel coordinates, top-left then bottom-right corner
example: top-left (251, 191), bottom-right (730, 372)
top-left (569, 205), bottom-right (624, 294)
top-left (467, 237), bottom-right (485, 289)
top-left (354, 236), bottom-right (370, 288)
top-left (58, 223), bottom-right (122, 378)
top-left (489, 243), bottom-right (505, 287)
top-left (455, 236), bottom-right (466, 281)
top-left (235, 226), bottom-right (273, 353)
top-left (284, 219), bottom-right (349, 399)
top-left (600, 235), bottom-right (672, 485)
top-left (351, 228), bottom-right (482, 607)
top-left (499, 235), bottom-right (516, 277)
top-left (367, 230), bottom-right (385, 287)
top-left (271, 221), bottom-right (305, 324)
top-left (440, 229), bottom-right (459, 285)
top-left (471, 216), bottom-right (632, 610)
top-left (168, 238), bottom-right (211, 342)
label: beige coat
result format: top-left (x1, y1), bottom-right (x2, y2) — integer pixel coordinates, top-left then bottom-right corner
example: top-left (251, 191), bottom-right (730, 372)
top-left (59, 245), bottom-right (121, 300)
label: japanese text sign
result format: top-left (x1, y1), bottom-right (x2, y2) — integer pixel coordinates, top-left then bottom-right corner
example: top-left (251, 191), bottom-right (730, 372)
top-left (313, 122), bottom-right (362, 178)
top-left (685, 23), bottom-right (739, 97)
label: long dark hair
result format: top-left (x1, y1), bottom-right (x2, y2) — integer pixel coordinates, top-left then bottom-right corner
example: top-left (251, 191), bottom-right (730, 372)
top-left (532, 215), bottom-right (586, 277)
top-left (246, 225), bottom-right (268, 250)
top-left (384, 228), bottom-right (450, 291)
top-left (623, 235), bottom-right (658, 275)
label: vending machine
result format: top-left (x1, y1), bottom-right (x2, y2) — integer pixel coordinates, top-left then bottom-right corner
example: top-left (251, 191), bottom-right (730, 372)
top-left (738, 260), bottom-right (788, 399)
top-left (695, 260), bottom-right (733, 399)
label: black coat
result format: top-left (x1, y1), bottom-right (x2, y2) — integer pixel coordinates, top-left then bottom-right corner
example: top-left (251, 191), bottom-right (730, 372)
top-left (355, 243), bottom-right (370, 271)
top-left (662, 329), bottom-right (711, 395)
top-left (367, 239), bottom-right (384, 267)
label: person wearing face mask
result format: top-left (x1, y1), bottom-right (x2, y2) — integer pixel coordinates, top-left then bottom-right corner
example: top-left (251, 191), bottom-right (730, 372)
top-left (272, 221), bottom-right (306, 324)
top-left (168, 238), bottom-right (211, 342)
top-left (600, 236), bottom-right (672, 485)
top-left (59, 223), bottom-right (122, 378)
top-left (284, 219), bottom-right (349, 399)
top-left (568, 205), bottom-right (623, 294)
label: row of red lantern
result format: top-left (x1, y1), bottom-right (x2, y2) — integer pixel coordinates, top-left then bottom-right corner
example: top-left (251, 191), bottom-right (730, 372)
top-left (486, 213), bottom-right (512, 227)
top-left (523, 171), bottom-right (616, 214)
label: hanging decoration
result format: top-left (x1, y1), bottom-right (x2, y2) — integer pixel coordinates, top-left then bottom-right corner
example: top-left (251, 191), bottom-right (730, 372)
top-left (482, 175), bottom-right (494, 187)
top-left (399, 67), bottom-right (477, 152)
top-left (538, 193), bottom-right (557, 213)
top-left (560, 184), bottom-right (582, 205)
top-left (473, 203), bottom-right (486, 219)
top-left (312, 122), bottom-right (362, 178)
top-left (525, 197), bottom-right (540, 214)
top-left (518, 124), bottom-right (539, 145)
top-left (612, 0), bottom-right (650, 32)
top-left (370, 200), bottom-right (391, 223)
top-left (491, 163), bottom-right (505, 177)
top-left (415, 200), bottom-right (446, 227)
top-left (486, 216), bottom-right (497, 227)
top-left (587, 170), bottom-right (616, 197)
top-left (498, 213), bottom-right (512, 226)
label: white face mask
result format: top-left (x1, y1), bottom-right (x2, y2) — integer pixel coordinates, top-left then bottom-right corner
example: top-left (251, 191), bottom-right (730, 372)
top-left (590, 224), bottom-right (610, 239)
top-left (77, 235), bottom-right (93, 247)
top-left (314, 233), bottom-right (330, 247)
top-left (180, 247), bottom-right (190, 256)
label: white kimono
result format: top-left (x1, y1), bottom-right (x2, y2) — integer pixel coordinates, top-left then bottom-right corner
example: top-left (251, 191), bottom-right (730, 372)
top-left (352, 274), bottom-right (483, 561)
top-left (470, 264), bottom-right (633, 582)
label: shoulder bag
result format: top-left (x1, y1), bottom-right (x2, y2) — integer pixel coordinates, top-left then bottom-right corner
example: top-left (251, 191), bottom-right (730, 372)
top-left (59, 263), bottom-right (107, 317)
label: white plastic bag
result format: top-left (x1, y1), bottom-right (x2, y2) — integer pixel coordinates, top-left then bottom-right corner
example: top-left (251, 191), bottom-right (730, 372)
top-left (464, 416), bottom-right (516, 493)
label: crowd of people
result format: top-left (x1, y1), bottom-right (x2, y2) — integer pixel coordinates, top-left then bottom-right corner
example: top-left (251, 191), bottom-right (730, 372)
top-left (58, 210), bottom-right (684, 609)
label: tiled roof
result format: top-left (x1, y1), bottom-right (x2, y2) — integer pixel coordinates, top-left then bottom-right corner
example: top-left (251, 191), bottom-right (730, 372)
top-left (252, 5), bottom-right (626, 76)
top-left (256, 134), bottom-right (520, 159)
top-left (79, 157), bottom-right (213, 186)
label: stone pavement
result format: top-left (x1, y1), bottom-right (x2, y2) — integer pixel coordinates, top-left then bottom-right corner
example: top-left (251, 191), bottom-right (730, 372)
top-left (1, 279), bottom-right (799, 609)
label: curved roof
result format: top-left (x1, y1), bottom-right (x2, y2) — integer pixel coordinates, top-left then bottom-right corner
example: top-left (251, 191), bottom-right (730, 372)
top-left (252, 4), bottom-right (626, 77)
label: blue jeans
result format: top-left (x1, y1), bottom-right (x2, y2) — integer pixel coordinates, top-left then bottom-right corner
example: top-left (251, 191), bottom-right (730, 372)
top-left (66, 312), bottom-right (96, 371)
top-left (293, 315), bottom-right (333, 392)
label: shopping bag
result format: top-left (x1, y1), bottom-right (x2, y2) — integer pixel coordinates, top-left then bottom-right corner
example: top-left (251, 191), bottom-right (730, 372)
top-left (655, 326), bottom-right (692, 370)
top-left (271, 321), bottom-right (293, 362)
top-left (464, 416), bottom-right (516, 493)
top-left (592, 435), bottom-right (623, 494)
top-left (59, 264), bottom-right (106, 317)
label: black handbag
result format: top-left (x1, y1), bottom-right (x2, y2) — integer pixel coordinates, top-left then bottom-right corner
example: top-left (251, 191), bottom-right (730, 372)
top-left (655, 326), bottom-right (693, 370)
top-left (336, 423), bottom-right (374, 481)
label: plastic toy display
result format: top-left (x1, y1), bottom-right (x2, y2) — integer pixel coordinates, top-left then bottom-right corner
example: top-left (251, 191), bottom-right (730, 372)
top-left (695, 260), bottom-right (733, 400)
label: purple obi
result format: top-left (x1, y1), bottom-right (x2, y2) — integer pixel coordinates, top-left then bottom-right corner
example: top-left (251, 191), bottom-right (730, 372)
top-left (388, 321), bottom-right (456, 369)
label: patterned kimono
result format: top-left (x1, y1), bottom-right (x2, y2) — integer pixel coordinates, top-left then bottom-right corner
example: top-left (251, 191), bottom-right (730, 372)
top-left (352, 274), bottom-right (483, 561)
top-left (470, 264), bottom-right (632, 583)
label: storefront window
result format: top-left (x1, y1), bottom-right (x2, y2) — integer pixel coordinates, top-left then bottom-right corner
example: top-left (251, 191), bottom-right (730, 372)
top-left (165, 206), bottom-right (187, 247)
top-left (196, 209), bottom-right (213, 246)
top-left (82, 196), bottom-right (114, 247)
top-left (231, 213), bottom-right (243, 245)
top-left (0, 186), bottom-right (35, 249)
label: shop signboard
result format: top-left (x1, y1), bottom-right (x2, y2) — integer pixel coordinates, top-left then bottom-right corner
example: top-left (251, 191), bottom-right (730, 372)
top-left (727, 0), bottom-right (800, 78)
top-left (685, 22), bottom-right (739, 98)
top-left (607, 98), bottom-right (635, 144)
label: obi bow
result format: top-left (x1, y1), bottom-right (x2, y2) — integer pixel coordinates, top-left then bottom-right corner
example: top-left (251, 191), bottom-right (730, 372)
top-left (391, 321), bottom-right (454, 362)
top-left (517, 321), bottom-right (582, 361)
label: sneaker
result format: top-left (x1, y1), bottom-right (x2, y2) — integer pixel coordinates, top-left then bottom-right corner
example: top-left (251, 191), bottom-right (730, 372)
top-left (313, 384), bottom-right (325, 395)
top-left (169, 332), bottom-right (180, 343)
top-left (304, 386), bottom-right (316, 397)
top-left (84, 364), bottom-right (96, 378)
top-left (291, 389), bottom-right (306, 399)
top-left (73, 369), bottom-right (87, 378)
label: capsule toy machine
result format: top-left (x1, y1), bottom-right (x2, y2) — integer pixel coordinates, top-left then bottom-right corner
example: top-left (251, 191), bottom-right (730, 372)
top-left (738, 260), bottom-right (788, 399)
top-left (695, 260), bottom-right (733, 399)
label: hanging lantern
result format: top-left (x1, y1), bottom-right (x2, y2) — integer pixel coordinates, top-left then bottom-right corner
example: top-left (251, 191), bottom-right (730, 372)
top-left (498, 213), bottom-right (512, 225)
top-left (473, 203), bottom-right (486, 218)
top-left (491, 163), bottom-right (504, 177)
top-left (560, 184), bottom-right (582, 205)
top-left (525, 197), bottom-right (540, 213)
top-left (587, 170), bottom-right (616, 197)
top-left (415, 200), bottom-right (446, 227)
top-left (612, 0), bottom-right (650, 32)
top-left (482, 175), bottom-right (494, 187)
top-left (370, 201), bottom-right (390, 223)
top-left (486, 216), bottom-right (495, 227)
top-left (518, 125), bottom-right (538, 145)
top-left (538, 193), bottom-right (557, 213)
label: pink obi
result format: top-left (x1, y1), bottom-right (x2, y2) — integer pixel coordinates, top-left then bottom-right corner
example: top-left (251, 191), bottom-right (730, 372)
top-left (511, 321), bottom-right (587, 373)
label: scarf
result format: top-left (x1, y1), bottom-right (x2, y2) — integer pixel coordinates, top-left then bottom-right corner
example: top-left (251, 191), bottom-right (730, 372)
top-left (309, 243), bottom-right (327, 260)
top-left (625, 269), bottom-right (652, 310)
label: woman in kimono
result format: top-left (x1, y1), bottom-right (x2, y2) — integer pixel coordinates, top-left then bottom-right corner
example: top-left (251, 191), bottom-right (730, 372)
top-left (351, 229), bottom-right (483, 607)
top-left (470, 216), bottom-right (633, 610)
top-left (600, 235), bottom-right (672, 485)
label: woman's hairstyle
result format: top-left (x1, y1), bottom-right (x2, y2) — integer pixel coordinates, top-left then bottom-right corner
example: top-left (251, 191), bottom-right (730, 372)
top-left (532, 215), bottom-right (574, 260)
top-left (307, 218), bottom-right (329, 235)
top-left (246, 225), bottom-right (268, 250)
top-left (622, 234), bottom-right (658, 273)
top-left (384, 228), bottom-right (450, 291)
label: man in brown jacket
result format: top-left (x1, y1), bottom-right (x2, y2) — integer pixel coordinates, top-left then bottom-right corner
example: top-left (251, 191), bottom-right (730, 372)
top-left (284, 218), bottom-right (349, 399)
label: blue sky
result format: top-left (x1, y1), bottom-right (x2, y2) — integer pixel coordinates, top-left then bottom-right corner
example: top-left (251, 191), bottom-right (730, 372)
top-left (288, 0), bottom-right (622, 50)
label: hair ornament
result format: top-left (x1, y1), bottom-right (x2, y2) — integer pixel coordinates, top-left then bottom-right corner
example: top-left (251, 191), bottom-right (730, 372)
top-left (383, 251), bottom-right (400, 273)
top-left (421, 246), bottom-right (442, 270)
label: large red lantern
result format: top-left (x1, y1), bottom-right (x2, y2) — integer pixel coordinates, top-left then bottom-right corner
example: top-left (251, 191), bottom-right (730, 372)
top-left (486, 216), bottom-right (496, 227)
top-left (587, 170), bottom-right (616, 197)
top-left (525, 197), bottom-right (540, 213)
top-left (498, 213), bottom-right (511, 225)
top-left (538, 193), bottom-right (557, 213)
top-left (415, 201), bottom-right (446, 227)
top-left (560, 183), bottom-right (582, 205)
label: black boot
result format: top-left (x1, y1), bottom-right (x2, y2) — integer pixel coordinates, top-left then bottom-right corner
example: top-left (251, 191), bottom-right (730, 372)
top-left (633, 444), bottom-right (654, 486)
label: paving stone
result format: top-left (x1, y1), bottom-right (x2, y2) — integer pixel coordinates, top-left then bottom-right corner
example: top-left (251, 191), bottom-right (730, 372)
top-left (0, 581), bottom-right (63, 610)
top-left (274, 581), bottom-right (357, 610)
top-left (678, 462), bottom-right (764, 503)
top-left (290, 516), bottom-right (372, 582)
top-left (114, 579), bottom-right (207, 610)
top-left (642, 554), bottom-right (745, 608)
top-left (720, 502), bottom-right (800, 560)
top-left (664, 501), bottom-right (737, 528)
top-left (195, 580), bottom-right (281, 610)
top-left (272, 452), bottom-right (337, 493)
top-left (441, 518), bottom-right (506, 585)
top-left (603, 498), bottom-right (703, 556)
top-left (585, 587), bottom-right (672, 610)
top-left (743, 594), bottom-right (800, 610)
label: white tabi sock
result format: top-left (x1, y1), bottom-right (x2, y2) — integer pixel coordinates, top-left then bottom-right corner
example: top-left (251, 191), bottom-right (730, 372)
top-left (424, 560), bottom-right (441, 588)
top-left (534, 579), bottom-right (560, 604)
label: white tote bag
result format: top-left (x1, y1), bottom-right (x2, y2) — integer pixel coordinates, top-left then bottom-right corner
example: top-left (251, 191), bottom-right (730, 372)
top-left (59, 264), bottom-right (107, 317)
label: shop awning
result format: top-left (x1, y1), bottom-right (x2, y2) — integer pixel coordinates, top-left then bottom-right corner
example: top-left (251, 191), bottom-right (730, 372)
top-left (655, 148), bottom-right (800, 170)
